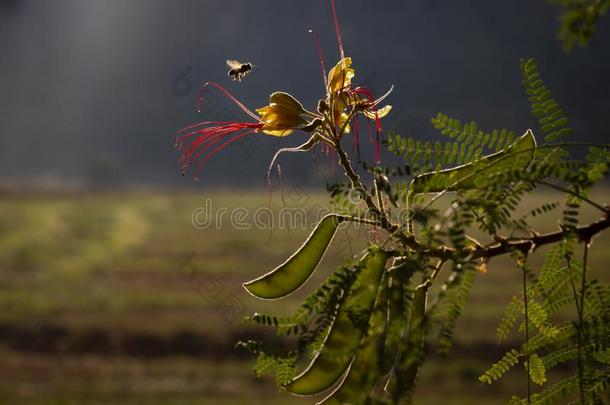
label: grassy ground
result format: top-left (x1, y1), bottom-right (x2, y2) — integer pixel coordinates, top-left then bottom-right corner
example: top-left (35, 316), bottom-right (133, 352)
top-left (0, 188), bottom-right (608, 404)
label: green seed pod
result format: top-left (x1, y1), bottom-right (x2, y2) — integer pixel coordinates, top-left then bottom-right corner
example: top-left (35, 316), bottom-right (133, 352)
top-left (244, 214), bottom-right (343, 299)
top-left (385, 283), bottom-right (428, 401)
top-left (317, 271), bottom-right (390, 404)
top-left (382, 266), bottom-right (414, 374)
top-left (285, 248), bottom-right (390, 396)
top-left (411, 129), bottom-right (536, 193)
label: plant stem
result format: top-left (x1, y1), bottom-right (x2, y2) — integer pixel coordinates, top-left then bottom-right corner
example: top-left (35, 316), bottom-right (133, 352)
top-left (402, 212), bottom-right (610, 262)
top-left (338, 215), bottom-right (381, 228)
top-left (521, 257), bottom-right (531, 404)
top-left (565, 253), bottom-right (582, 323)
top-left (577, 241), bottom-right (590, 404)
top-left (334, 137), bottom-right (394, 231)
top-left (537, 180), bottom-right (607, 213)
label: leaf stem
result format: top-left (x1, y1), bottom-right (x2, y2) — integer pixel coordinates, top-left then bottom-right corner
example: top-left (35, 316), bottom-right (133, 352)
top-left (577, 241), bottom-right (590, 404)
top-left (521, 256), bottom-right (531, 404)
top-left (537, 180), bottom-right (608, 213)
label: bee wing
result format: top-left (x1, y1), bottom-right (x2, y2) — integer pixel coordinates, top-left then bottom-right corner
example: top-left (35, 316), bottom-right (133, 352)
top-left (226, 59), bottom-right (242, 69)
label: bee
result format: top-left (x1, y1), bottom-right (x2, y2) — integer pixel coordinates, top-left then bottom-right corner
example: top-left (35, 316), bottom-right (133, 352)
top-left (226, 59), bottom-right (253, 82)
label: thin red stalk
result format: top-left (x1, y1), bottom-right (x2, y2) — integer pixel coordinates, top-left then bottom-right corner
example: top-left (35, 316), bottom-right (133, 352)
top-left (179, 123), bottom-right (262, 175)
top-left (309, 29), bottom-right (328, 91)
top-left (352, 114), bottom-right (361, 160)
top-left (375, 130), bottom-right (380, 163)
top-left (331, 0), bottom-right (345, 60)
top-left (178, 127), bottom-right (227, 162)
top-left (178, 120), bottom-right (232, 134)
top-left (353, 87), bottom-right (383, 161)
top-left (180, 133), bottom-right (229, 171)
top-left (178, 124), bottom-right (234, 148)
top-left (193, 130), bottom-right (257, 178)
top-left (188, 133), bottom-right (229, 166)
top-left (198, 81), bottom-right (261, 121)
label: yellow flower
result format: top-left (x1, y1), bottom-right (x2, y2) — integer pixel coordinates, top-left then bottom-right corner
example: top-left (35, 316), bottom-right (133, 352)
top-left (327, 57), bottom-right (355, 93)
top-left (256, 92), bottom-right (315, 137)
top-left (325, 58), bottom-right (393, 136)
top-left (336, 111), bottom-right (352, 133)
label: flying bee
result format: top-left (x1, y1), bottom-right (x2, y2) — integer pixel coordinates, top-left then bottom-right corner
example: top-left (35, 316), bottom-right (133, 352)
top-left (226, 59), bottom-right (253, 82)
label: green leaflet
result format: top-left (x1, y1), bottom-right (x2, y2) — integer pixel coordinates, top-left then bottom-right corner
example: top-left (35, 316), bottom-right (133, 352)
top-left (243, 214), bottom-right (343, 299)
top-left (317, 273), bottom-right (390, 404)
top-left (411, 129), bottom-right (537, 193)
top-left (284, 248), bottom-right (389, 396)
top-left (386, 283), bottom-right (428, 401)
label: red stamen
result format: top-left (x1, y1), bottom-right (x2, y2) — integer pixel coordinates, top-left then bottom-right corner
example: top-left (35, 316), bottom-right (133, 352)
top-left (188, 132), bottom-right (230, 165)
top-left (178, 120), bottom-right (232, 135)
top-left (180, 133), bottom-right (226, 173)
top-left (352, 114), bottom-right (361, 160)
top-left (353, 86), bottom-right (384, 162)
top-left (177, 127), bottom-right (224, 162)
top-left (178, 123), bottom-right (242, 157)
top-left (198, 82), bottom-right (261, 121)
top-left (193, 130), bottom-right (258, 178)
top-left (176, 122), bottom-right (236, 148)
top-left (331, 0), bottom-right (345, 60)
top-left (375, 130), bottom-right (380, 163)
top-left (309, 30), bottom-right (328, 91)
top-left (177, 122), bottom-right (263, 178)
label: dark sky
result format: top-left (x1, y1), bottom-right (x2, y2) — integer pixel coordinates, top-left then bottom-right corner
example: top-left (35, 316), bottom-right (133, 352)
top-left (1, 0), bottom-right (609, 187)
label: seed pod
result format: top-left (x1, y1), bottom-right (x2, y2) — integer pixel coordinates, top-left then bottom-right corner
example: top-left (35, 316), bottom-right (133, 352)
top-left (285, 248), bottom-right (390, 395)
top-left (244, 214), bottom-right (342, 299)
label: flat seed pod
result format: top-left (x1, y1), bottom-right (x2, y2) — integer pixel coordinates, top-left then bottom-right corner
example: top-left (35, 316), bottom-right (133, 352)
top-left (382, 269), bottom-right (413, 374)
top-left (243, 214), bottom-right (343, 299)
top-left (385, 283), bottom-right (428, 401)
top-left (317, 273), bottom-right (390, 404)
top-left (411, 129), bottom-right (537, 193)
top-left (285, 248), bottom-right (390, 396)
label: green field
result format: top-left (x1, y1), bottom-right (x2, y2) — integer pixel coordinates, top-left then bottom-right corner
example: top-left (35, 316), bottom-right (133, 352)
top-left (0, 189), bottom-right (608, 404)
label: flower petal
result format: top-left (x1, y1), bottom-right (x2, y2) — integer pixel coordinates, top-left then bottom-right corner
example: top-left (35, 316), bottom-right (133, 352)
top-left (363, 104), bottom-right (392, 120)
top-left (327, 57), bottom-right (355, 93)
top-left (255, 92), bottom-right (313, 136)
top-left (261, 128), bottom-right (295, 137)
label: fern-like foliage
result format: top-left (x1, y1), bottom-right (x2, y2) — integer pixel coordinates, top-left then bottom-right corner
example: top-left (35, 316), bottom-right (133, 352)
top-left (479, 349), bottom-right (522, 384)
top-left (497, 296), bottom-right (524, 341)
top-left (385, 115), bottom-right (517, 176)
top-left (236, 48), bottom-right (610, 405)
top-left (549, 0), bottom-right (610, 51)
top-left (521, 58), bottom-right (573, 143)
top-left (527, 353), bottom-right (548, 385)
top-left (487, 240), bottom-right (610, 403)
top-left (435, 263), bottom-right (476, 355)
top-left (476, 141), bottom-right (610, 405)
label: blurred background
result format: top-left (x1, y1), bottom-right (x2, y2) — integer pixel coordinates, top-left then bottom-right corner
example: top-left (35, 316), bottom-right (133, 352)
top-left (0, 0), bottom-right (609, 404)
